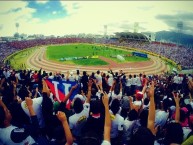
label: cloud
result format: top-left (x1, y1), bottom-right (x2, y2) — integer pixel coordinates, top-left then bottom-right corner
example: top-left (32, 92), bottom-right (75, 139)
top-left (27, 1), bottom-right (68, 22)
top-left (60, 1), bottom-right (81, 16)
top-left (0, 1), bottom-right (26, 13)
top-left (52, 11), bottom-right (57, 15)
top-left (156, 12), bottom-right (193, 34)
top-left (36, 1), bottom-right (49, 4)
top-left (0, 1), bottom-right (193, 36)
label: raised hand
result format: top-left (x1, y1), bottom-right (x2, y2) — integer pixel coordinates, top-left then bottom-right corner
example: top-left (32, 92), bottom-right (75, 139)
top-left (148, 81), bottom-right (155, 98)
top-left (56, 111), bottom-right (67, 122)
top-left (71, 84), bottom-right (78, 91)
top-left (102, 92), bottom-right (109, 107)
top-left (172, 92), bottom-right (180, 106)
top-left (188, 80), bottom-right (193, 94)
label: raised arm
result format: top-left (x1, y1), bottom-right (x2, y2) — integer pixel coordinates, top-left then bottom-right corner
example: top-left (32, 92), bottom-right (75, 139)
top-left (173, 92), bottom-right (180, 123)
top-left (109, 79), bottom-right (116, 92)
top-left (57, 111), bottom-right (73, 145)
top-left (12, 81), bottom-right (17, 100)
top-left (109, 68), bottom-right (115, 78)
top-left (102, 92), bottom-right (111, 142)
top-left (63, 84), bottom-right (78, 103)
top-left (92, 78), bottom-right (100, 91)
top-left (42, 79), bottom-right (50, 95)
top-left (119, 80), bottom-right (122, 93)
top-left (141, 79), bottom-right (148, 94)
top-left (85, 79), bottom-right (93, 103)
top-left (33, 87), bottom-right (39, 98)
top-left (147, 81), bottom-right (156, 135)
top-left (0, 97), bottom-right (8, 111)
top-left (189, 92), bottom-right (193, 103)
top-left (128, 96), bottom-right (134, 110)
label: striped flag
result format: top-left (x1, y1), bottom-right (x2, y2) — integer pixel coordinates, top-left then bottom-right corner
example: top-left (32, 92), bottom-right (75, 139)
top-left (45, 79), bottom-right (79, 109)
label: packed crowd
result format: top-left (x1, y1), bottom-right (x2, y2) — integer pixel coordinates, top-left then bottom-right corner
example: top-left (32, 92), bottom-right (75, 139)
top-left (1, 65), bottom-right (193, 145)
top-left (0, 43), bottom-right (18, 66)
top-left (0, 37), bottom-right (193, 69)
top-left (113, 40), bottom-right (193, 69)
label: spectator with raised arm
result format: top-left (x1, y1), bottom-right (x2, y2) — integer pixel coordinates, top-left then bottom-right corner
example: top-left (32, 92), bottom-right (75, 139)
top-left (69, 79), bottom-right (92, 144)
top-left (56, 111), bottom-right (73, 145)
top-left (163, 92), bottom-right (184, 145)
top-left (129, 81), bottom-right (156, 145)
top-left (101, 91), bottom-right (111, 145)
top-left (0, 97), bottom-right (38, 145)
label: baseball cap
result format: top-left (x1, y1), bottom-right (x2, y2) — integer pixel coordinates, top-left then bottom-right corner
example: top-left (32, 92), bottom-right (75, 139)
top-left (136, 90), bottom-right (143, 100)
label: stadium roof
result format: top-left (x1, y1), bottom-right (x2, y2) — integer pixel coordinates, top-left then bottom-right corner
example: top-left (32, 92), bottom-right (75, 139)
top-left (115, 32), bottom-right (149, 41)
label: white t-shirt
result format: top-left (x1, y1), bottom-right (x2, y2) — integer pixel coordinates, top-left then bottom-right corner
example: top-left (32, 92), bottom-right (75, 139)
top-left (108, 77), bottom-right (114, 87)
top-left (48, 75), bottom-right (54, 80)
top-left (131, 77), bottom-right (137, 86)
top-left (173, 75), bottom-right (179, 84)
top-left (108, 91), bottom-right (122, 101)
top-left (178, 76), bottom-right (183, 84)
top-left (183, 127), bottom-right (192, 141)
top-left (136, 76), bottom-right (142, 87)
top-left (126, 78), bottom-right (132, 87)
top-left (101, 140), bottom-right (111, 145)
top-left (69, 103), bottom-right (90, 137)
top-left (155, 110), bottom-right (169, 128)
top-left (123, 119), bottom-right (134, 131)
top-left (68, 75), bottom-right (76, 82)
top-left (0, 125), bottom-right (35, 145)
top-left (95, 74), bottom-right (102, 84)
top-left (21, 97), bottom-right (45, 128)
top-left (133, 100), bottom-right (142, 106)
top-left (110, 113), bottom-right (124, 138)
top-left (15, 73), bottom-right (21, 80)
top-left (3, 70), bottom-right (11, 79)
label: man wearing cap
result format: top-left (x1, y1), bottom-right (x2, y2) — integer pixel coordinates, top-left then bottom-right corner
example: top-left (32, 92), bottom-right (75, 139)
top-left (128, 90), bottom-right (144, 113)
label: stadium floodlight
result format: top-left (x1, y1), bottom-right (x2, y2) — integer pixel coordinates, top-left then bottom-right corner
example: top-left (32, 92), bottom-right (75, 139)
top-left (176, 21), bottom-right (183, 45)
top-left (177, 21), bottom-right (183, 33)
top-left (15, 23), bottom-right (19, 33)
top-left (104, 25), bottom-right (107, 38)
top-left (134, 22), bottom-right (139, 33)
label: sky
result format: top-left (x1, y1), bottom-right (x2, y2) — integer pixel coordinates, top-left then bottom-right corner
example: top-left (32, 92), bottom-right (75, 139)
top-left (0, 1), bottom-right (193, 37)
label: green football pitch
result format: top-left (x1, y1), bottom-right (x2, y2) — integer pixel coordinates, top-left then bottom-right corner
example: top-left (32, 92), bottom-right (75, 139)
top-left (46, 43), bottom-right (150, 66)
top-left (7, 43), bottom-right (150, 70)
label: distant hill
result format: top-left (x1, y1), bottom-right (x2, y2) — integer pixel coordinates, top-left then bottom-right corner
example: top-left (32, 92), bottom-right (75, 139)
top-left (155, 31), bottom-right (193, 47)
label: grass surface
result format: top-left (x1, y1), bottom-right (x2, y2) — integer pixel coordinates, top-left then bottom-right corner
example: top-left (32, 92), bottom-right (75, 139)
top-left (46, 44), bottom-right (149, 65)
top-left (7, 43), bottom-right (152, 69)
top-left (72, 58), bottom-right (109, 65)
top-left (8, 48), bottom-right (36, 70)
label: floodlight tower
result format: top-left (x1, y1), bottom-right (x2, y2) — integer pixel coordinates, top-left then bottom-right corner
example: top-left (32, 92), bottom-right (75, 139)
top-left (15, 23), bottom-right (19, 33)
top-left (104, 25), bottom-right (107, 38)
top-left (177, 21), bottom-right (183, 45)
top-left (151, 33), bottom-right (156, 42)
top-left (134, 22), bottom-right (139, 33)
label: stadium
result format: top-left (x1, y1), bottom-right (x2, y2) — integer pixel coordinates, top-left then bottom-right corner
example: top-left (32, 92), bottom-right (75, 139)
top-left (1, 1), bottom-right (193, 145)
top-left (2, 35), bottom-right (171, 75)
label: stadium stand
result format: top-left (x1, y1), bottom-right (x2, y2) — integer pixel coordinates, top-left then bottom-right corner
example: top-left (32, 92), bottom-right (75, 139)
top-left (0, 64), bottom-right (193, 145)
top-left (0, 37), bottom-right (193, 68)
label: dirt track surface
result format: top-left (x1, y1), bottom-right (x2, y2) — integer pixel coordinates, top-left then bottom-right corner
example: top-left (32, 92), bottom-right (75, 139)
top-left (27, 47), bottom-right (169, 75)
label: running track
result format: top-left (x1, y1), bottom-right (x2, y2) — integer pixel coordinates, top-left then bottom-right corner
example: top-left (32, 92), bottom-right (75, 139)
top-left (27, 47), bottom-right (169, 75)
